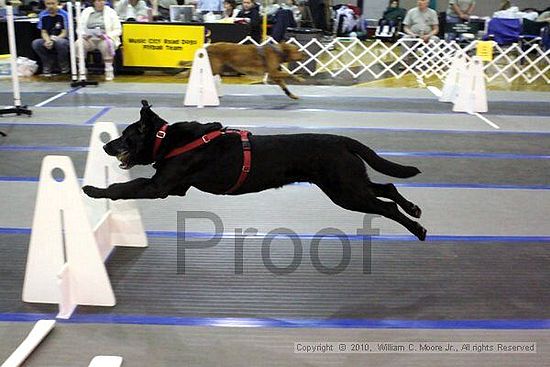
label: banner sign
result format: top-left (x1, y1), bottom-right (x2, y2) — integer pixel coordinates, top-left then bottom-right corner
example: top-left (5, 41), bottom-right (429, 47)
top-left (122, 24), bottom-right (204, 67)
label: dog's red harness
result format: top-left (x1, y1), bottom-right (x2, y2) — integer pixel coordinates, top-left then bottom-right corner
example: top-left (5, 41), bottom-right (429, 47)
top-left (153, 124), bottom-right (251, 194)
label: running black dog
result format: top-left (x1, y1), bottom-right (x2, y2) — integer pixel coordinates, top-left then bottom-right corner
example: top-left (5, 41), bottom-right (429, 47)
top-left (83, 101), bottom-right (427, 240)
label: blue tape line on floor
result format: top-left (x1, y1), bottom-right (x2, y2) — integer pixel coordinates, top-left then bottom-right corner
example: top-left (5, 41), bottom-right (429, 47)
top-left (0, 313), bottom-right (548, 329)
top-left (1, 227), bottom-right (549, 243)
top-left (83, 106), bottom-right (112, 125)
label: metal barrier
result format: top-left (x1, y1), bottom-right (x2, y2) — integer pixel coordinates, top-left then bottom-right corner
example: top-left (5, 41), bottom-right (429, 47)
top-left (239, 36), bottom-right (550, 84)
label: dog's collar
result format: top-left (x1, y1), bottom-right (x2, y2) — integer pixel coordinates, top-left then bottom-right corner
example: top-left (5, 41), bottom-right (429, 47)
top-left (153, 123), bottom-right (169, 160)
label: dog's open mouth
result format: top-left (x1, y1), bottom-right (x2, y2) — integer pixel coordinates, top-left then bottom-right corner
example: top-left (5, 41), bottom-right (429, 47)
top-left (116, 152), bottom-right (133, 169)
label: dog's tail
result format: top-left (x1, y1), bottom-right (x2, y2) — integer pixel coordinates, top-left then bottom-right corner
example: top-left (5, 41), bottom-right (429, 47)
top-left (346, 138), bottom-right (421, 178)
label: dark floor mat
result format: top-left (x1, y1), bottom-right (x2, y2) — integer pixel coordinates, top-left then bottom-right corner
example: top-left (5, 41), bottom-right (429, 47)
top-left (2, 234), bottom-right (549, 320)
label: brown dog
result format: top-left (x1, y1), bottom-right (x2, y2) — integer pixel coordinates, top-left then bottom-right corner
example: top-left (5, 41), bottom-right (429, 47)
top-left (192, 42), bottom-right (305, 99)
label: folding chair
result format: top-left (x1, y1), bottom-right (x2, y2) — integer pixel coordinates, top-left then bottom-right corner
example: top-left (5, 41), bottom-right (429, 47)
top-left (520, 18), bottom-right (547, 49)
top-left (375, 18), bottom-right (403, 42)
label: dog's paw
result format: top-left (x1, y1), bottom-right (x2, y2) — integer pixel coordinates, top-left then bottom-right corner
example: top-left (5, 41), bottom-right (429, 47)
top-left (415, 225), bottom-right (427, 241)
top-left (410, 205), bottom-right (422, 219)
top-left (82, 185), bottom-right (105, 198)
top-left (289, 94), bottom-right (300, 100)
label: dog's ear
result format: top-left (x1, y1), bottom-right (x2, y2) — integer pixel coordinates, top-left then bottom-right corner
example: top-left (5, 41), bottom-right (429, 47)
top-left (139, 100), bottom-right (155, 131)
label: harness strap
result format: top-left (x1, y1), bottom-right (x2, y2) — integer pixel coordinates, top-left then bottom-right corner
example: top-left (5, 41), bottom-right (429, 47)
top-left (225, 130), bottom-right (251, 194)
top-left (164, 130), bottom-right (224, 159)
top-left (153, 126), bottom-right (251, 194)
top-left (153, 123), bottom-right (169, 159)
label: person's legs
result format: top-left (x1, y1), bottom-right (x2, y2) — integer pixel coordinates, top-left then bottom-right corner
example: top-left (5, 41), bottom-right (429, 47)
top-left (75, 37), bottom-right (96, 74)
top-left (31, 38), bottom-right (54, 75)
top-left (96, 38), bottom-right (116, 80)
top-left (54, 38), bottom-right (70, 73)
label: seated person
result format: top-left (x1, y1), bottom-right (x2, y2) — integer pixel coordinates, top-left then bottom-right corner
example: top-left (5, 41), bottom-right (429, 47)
top-left (382, 0), bottom-right (406, 25)
top-left (237, 0), bottom-right (261, 42)
top-left (402, 0), bottom-right (439, 42)
top-left (76, 0), bottom-right (121, 81)
top-left (377, 0), bottom-right (406, 37)
top-left (445, 0), bottom-right (476, 40)
top-left (31, 0), bottom-right (70, 76)
top-left (222, 0), bottom-right (238, 18)
top-left (115, 0), bottom-right (149, 21)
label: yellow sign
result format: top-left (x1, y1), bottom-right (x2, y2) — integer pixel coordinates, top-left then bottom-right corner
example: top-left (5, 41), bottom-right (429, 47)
top-left (476, 41), bottom-right (493, 62)
top-left (122, 24), bottom-right (204, 67)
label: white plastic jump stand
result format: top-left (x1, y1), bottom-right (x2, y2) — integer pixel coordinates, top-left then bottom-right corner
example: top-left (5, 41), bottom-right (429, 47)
top-left (453, 56), bottom-right (487, 114)
top-left (1, 320), bottom-right (56, 367)
top-left (23, 123), bottom-right (147, 319)
top-left (88, 356), bottom-right (123, 367)
top-left (469, 56), bottom-right (488, 113)
top-left (214, 74), bottom-right (223, 97)
top-left (439, 54), bottom-right (466, 103)
top-left (22, 156), bottom-right (117, 319)
top-left (83, 121), bottom-right (148, 258)
top-left (184, 48), bottom-right (220, 108)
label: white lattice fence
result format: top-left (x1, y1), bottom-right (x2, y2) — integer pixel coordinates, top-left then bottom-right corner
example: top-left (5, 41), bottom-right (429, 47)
top-left (238, 36), bottom-right (550, 84)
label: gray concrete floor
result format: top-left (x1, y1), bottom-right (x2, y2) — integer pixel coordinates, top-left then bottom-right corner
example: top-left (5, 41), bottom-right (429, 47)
top-left (0, 80), bottom-right (549, 366)
top-left (1, 322), bottom-right (549, 367)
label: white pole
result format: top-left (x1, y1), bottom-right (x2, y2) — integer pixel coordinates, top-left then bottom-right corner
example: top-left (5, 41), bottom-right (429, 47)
top-left (6, 6), bottom-right (21, 107)
top-left (75, 1), bottom-right (86, 81)
top-left (67, 1), bottom-right (78, 82)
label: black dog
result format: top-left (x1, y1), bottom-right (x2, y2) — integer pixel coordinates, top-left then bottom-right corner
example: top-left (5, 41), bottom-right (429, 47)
top-left (83, 101), bottom-right (427, 240)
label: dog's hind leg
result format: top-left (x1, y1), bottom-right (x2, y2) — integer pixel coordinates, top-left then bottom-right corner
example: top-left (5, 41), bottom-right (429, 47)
top-left (369, 183), bottom-right (422, 218)
top-left (318, 184), bottom-right (427, 241)
top-left (362, 198), bottom-right (426, 240)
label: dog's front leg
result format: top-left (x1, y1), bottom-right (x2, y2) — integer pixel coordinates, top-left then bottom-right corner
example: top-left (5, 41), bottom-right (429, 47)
top-left (269, 71), bottom-right (301, 99)
top-left (83, 178), bottom-right (169, 200)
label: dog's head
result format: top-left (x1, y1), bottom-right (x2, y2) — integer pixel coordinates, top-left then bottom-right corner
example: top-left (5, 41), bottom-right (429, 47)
top-left (279, 43), bottom-right (306, 62)
top-left (104, 100), bottom-right (168, 169)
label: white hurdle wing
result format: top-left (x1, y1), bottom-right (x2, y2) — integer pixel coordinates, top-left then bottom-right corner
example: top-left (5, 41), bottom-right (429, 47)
top-left (83, 121), bottom-right (148, 261)
top-left (23, 122), bottom-right (148, 319)
top-left (184, 47), bottom-right (220, 108)
top-left (22, 156), bottom-right (116, 318)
